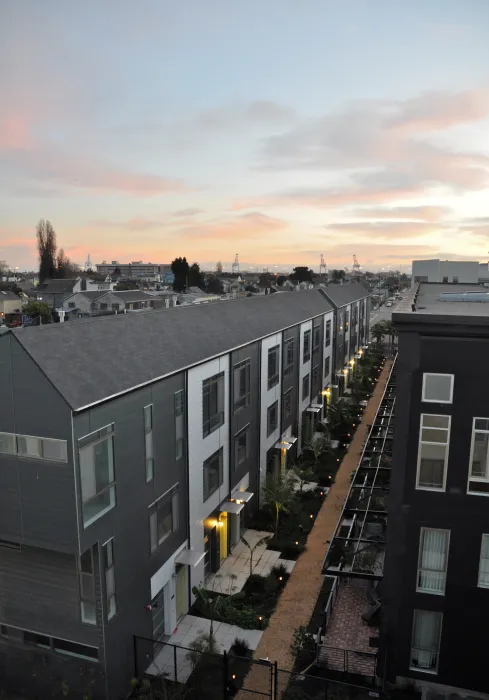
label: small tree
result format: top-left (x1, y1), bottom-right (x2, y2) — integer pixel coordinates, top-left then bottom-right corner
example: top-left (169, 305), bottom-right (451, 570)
top-left (292, 464), bottom-right (316, 492)
top-left (262, 475), bottom-right (295, 538)
top-left (22, 301), bottom-right (52, 324)
top-left (305, 434), bottom-right (330, 466)
top-left (240, 534), bottom-right (271, 577)
top-left (289, 266), bottom-right (314, 283)
top-left (371, 321), bottom-right (387, 344)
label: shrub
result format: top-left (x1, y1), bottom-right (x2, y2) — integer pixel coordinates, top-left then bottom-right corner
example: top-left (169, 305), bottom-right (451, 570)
top-left (270, 562), bottom-right (288, 580)
top-left (267, 538), bottom-right (306, 560)
top-left (230, 637), bottom-right (250, 657)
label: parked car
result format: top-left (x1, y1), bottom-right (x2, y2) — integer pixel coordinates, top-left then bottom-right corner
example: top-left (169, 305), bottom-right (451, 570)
top-left (386, 301), bottom-right (393, 307)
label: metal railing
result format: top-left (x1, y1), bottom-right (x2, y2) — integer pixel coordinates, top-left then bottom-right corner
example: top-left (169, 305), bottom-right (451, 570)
top-left (316, 645), bottom-right (377, 679)
top-left (323, 575), bottom-right (339, 631)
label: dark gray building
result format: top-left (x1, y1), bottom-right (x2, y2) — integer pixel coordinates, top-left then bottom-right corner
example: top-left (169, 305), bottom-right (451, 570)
top-left (383, 284), bottom-right (489, 699)
top-left (0, 285), bottom-right (369, 699)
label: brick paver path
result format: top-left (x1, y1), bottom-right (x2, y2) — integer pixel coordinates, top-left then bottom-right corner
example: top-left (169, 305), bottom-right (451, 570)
top-left (236, 359), bottom-right (393, 698)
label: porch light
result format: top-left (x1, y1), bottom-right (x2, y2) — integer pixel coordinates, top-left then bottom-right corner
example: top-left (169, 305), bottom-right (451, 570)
top-left (309, 514), bottom-right (313, 519)
top-left (350, 359), bottom-right (355, 367)
top-left (295, 541), bottom-right (299, 545)
top-left (343, 369), bottom-right (348, 375)
top-left (218, 521), bottom-right (224, 528)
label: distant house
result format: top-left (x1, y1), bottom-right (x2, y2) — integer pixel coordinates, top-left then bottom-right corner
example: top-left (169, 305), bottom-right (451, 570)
top-left (63, 290), bottom-right (155, 315)
top-left (0, 291), bottom-right (23, 318)
top-left (35, 277), bottom-right (115, 308)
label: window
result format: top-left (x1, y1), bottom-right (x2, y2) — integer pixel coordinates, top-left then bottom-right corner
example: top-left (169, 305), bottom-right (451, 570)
top-left (410, 610), bottom-right (442, 673)
top-left (90, 303), bottom-right (97, 311)
top-left (234, 358), bottom-right (251, 411)
top-left (302, 374), bottom-right (310, 401)
top-left (68, 302), bottom-right (75, 309)
top-left (17, 435), bottom-right (41, 458)
top-left (100, 303), bottom-right (108, 311)
top-left (417, 528), bottom-right (449, 595)
top-left (149, 485), bottom-right (179, 552)
top-left (478, 534), bottom-right (489, 587)
top-left (41, 439), bottom-right (68, 461)
top-left (78, 549), bottom-right (96, 625)
top-left (283, 388), bottom-right (292, 419)
top-left (284, 338), bottom-right (294, 375)
top-left (325, 320), bottom-right (331, 347)
top-left (144, 405), bottom-right (154, 482)
top-left (312, 364), bottom-right (319, 386)
top-left (53, 638), bottom-right (98, 661)
top-left (235, 425), bottom-right (250, 466)
top-left (324, 356), bottom-right (330, 377)
top-left (0, 433), bottom-right (16, 455)
top-left (175, 390), bottom-right (185, 460)
top-left (203, 449), bottom-right (223, 501)
top-left (303, 330), bottom-right (311, 363)
top-left (416, 414), bottom-right (450, 491)
top-left (313, 325), bottom-right (320, 349)
top-left (267, 401), bottom-right (278, 437)
top-left (102, 539), bottom-right (116, 620)
top-left (468, 418), bottom-right (489, 494)
top-left (268, 346), bottom-right (280, 389)
top-left (453, 276), bottom-right (458, 284)
top-left (422, 374), bottom-right (454, 404)
top-left (111, 303), bottom-right (119, 311)
top-left (0, 625), bottom-right (8, 637)
top-left (78, 425), bottom-right (116, 527)
top-left (203, 373), bottom-right (225, 438)
top-left (24, 631), bottom-right (51, 649)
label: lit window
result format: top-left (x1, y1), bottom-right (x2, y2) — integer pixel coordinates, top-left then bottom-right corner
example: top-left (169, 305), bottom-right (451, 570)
top-left (422, 374), bottom-right (454, 404)
top-left (416, 415), bottom-right (450, 491)
top-left (417, 528), bottom-right (449, 595)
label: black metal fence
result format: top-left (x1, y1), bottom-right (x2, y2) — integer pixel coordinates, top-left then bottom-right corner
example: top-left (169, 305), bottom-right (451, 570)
top-left (134, 636), bottom-right (384, 700)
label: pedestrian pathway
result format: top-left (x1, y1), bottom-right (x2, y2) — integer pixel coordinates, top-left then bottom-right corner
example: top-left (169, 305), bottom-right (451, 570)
top-left (236, 360), bottom-right (393, 698)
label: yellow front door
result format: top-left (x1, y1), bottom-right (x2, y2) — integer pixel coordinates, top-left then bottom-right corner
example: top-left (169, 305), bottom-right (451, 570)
top-left (175, 565), bottom-right (187, 621)
top-left (219, 513), bottom-right (228, 563)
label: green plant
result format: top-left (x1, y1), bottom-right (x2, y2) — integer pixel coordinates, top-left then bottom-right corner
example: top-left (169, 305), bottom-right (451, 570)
top-left (270, 562), bottom-right (288, 580)
top-left (230, 637), bottom-right (250, 657)
top-left (186, 632), bottom-right (218, 669)
top-left (292, 464), bottom-right (316, 491)
top-left (240, 534), bottom-right (271, 577)
top-left (290, 625), bottom-right (316, 660)
top-left (262, 474), bottom-right (296, 538)
top-left (304, 434), bottom-right (331, 466)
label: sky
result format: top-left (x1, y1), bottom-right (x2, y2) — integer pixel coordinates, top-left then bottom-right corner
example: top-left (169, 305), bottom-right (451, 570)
top-left (1, 1), bottom-right (489, 273)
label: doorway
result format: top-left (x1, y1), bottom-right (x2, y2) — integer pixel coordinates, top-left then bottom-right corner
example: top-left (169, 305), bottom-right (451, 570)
top-left (151, 586), bottom-right (167, 642)
top-left (175, 564), bottom-right (188, 621)
top-left (266, 451), bottom-right (280, 483)
top-left (219, 512), bottom-right (228, 563)
top-left (204, 524), bottom-right (219, 578)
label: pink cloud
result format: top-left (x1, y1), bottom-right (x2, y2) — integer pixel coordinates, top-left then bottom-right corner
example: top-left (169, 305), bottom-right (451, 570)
top-left (178, 212), bottom-right (288, 242)
top-left (347, 205), bottom-right (452, 222)
top-left (0, 114), bottom-right (34, 150)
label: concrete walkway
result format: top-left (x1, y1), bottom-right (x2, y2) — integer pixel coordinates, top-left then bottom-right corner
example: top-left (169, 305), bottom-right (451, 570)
top-left (237, 360), bottom-right (393, 698)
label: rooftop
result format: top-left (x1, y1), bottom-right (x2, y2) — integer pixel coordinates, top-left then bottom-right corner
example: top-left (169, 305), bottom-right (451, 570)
top-left (7, 290), bottom-right (335, 411)
top-left (321, 282), bottom-right (369, 308)
top-left (0, 291), bottom-right (22, 302)
top-left (394, 283), bottom-right (489, 320)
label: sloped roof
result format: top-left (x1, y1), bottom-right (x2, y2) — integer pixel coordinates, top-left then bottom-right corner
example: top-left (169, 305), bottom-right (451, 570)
top-left (109, 290), bottom-right (154, 302)
top-left (38, 278), bottom-right (79, 295)
top-left (65, 290), bottom-right (106, 301)
top-left (0, 291), bottom-right (21, 302)
top-left (11, 290), bottom-right (334, 410)
top-left (320, 282), bottom-right (369, 307)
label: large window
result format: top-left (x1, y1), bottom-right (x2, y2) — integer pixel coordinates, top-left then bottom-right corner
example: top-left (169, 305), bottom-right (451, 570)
top-left (284, 338), bottom-right (294, 375)
top-left (422, 374), bottom-right (454, 404)
top-left (416, 414), bottom-right (450, 491)
top-left (303, 330), bottom-right (311, 363)
top-left (478, 534), bottom-right (489, 588)
top-left (267, 401), bottom-right (278, 437)
top-left (468, 418), bottom-right (489, 495)
top-left (203, 373), bottom-right (225, 438)
top-left (0, 433), bottom-right (68, 461)
top-left (417, 528), bottom-right (449, 595)
top-left (234, 425), bottom-right (250, 467)
top-left (144, 405), bottom-right (154, 482)
top-left (283, 388), bottom-right (292, 419)
top-left (175, 390), bottom-right (185, 460)
top-left (102, 539), bottom-right (117, 620)
top-left (234, 359), bottom-right (251, 411)
top-left (203, 449), bottom-right (223, 501)
top-left (149, 485), bottom-right (179, 552)
top-left (313, 325), bottom-right (320, 349)
top-left (78, 425), bottom-right (116, 527)
top-left (410, 610), bottom-right (442, 673)
top-left (324, 355), bottom-right (330, 377)
top-left (268, 346), bottom-right (280, 389)
top-left (312, 364), bottom-right (320, 386)
top-left (302, 374), bottom-right (310, 401)
top-left (78, 549), bottom-right (96, 625)
top-left (325, 320), bottom-right (331, 347)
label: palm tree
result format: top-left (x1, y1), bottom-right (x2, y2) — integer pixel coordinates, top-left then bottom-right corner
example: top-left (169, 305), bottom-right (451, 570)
top-left (262, 474), bottom-right (295, 538)
top-left (383, 320), bottom-right (398, 345)
top-left (371, 321), bottom-right (387, 344)
top-left (240, 534), bottom-right (271, 577)
top-left (292, 464), bottom-right (316, 491)
top-left (305, 434), bottom-right (330, 466)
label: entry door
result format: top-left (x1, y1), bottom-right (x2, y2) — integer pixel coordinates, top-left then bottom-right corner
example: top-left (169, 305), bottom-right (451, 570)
top-left (175, 564), bottom-right (188, 621)
top-left (267, 452), bottom-right (280, 483)
top-left (205, 526), bottom-right (219, 578)
top-left (152, 587), bottom-right (167, 641)
top-left (219, 513), bottom-right (228, 563)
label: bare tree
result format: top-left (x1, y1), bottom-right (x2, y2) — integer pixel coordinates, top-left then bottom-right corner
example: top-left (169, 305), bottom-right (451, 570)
top-left (36, 219), bottom-right (57, 283)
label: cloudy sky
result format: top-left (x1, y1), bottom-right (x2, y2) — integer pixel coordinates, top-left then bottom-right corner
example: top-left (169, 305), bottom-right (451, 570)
top-left (1, 0), bottom-right (489, 272)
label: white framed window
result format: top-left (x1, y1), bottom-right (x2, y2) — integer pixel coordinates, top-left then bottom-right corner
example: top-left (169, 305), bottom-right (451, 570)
top-left (102, 539), bottom-right (117, 620)
top-left (417, 528), bottom-right (449, 595)
top-left (78, 425), bottom-right (116, 528)
top-left (422, 374), bottom-right (454, 404)
top-left (468, 418), bottom-right (489, 496)
top-left (410, 610), bottom-right (442, 674)
top-left (416, 414), bottom-right (451, 491)
top-left (144, 405), bottom-right (154, 482)
top-left (478, 534), bottom-right (489, 588)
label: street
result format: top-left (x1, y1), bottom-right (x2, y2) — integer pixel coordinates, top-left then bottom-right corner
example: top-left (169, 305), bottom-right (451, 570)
top-left (369, 297), bottom-right (402, 329)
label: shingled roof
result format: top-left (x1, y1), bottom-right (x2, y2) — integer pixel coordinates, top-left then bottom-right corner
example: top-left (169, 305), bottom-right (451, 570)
top-left (11, 290), bottom-right (335, 410)
top-left (320, 282), bottom-right (369, 307)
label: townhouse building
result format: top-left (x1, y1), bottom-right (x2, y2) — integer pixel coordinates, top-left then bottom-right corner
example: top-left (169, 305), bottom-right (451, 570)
top-left (62, 290), bottom-right (157, 316)
top-left (383, 284), bottom-right (489, 699)
top-left (0, 284), bottom-right (369, 700)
